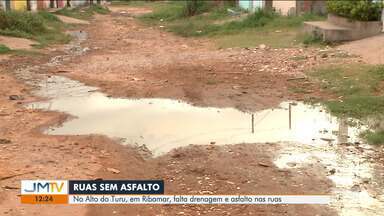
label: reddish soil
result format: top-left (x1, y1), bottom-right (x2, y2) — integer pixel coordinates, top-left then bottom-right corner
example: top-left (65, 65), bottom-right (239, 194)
top-left (57, 13), bottom-right (337, 111)
top-left (0, 6), bottom-right (364, 216)
top-left (339, 33), bottom-right (384, 65)
top-left (0, 36), bottom-right (36, 50)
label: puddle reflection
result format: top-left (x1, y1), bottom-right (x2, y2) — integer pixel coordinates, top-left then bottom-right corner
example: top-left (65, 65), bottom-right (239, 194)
top-left (29, 77), bottom-right (361, 156)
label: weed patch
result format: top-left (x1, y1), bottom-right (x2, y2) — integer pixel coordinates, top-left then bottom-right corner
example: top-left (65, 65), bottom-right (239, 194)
top-left (139, 2), bottom-right (324, 47)
top-left (0, 10), bottom-right (70, 46)
top-left (310, 64), bottom-right (384, 144)
top-left (361, 130), bottom-right (384, 145)
top-left (55, 5), bottom-right (109, 20)
top-left (0, 44), bottom-right (11, 54)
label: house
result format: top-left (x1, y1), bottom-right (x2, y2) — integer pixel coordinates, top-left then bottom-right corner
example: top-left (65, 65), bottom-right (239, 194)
top-left (0, 0), bottom-right (89, 11)
top-left (273, 0), bottom-right (326, 16)
top-left (0, 0), bottom-right (27, 11)
top-left (238, 0), bottom-right (272, 12)
top-left (238, 0), bottom-right (326, 15)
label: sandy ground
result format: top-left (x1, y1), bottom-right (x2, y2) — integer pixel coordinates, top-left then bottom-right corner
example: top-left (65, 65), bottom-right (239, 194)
top-left (339, 33), bottom-right (384, 64)
top-left (56, 15), bottom-right (90, 25)
top-left (0, 6), bottom-right (375, 216)
top-left (0, 36), bottom-right (36, 50)
top-left (55, 13), bottom-right (357, 111)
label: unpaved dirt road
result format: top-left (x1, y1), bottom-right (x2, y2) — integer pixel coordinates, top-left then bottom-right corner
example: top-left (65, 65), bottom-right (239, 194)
top-left (0, 5), bottom-right (382, 216)
top-left (339, 33), bottom-right (384, 65)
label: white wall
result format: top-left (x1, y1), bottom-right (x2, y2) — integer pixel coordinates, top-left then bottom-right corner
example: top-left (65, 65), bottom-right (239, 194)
top-left (273, 0), bottom-right (296, 16)
top-left (71, 0), bottom-right (87, 7)
top-left (30, 0), bottom-right (38, 11)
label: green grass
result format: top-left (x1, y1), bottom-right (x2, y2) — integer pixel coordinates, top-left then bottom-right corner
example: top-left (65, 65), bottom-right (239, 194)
top-left (0, 10), bottom-right (70, 47)
top-left (324, 96), bottom-right (384, 119)
top-left (361, 130), bottom-right (384, 145)
top-left (311, 64), bottom-right (384, 97)
top-left (111, 0), bottom-right (165, 7)
top-left (138, 1), bottom-right (324, 48)
top-left (309, 64), bottom-right (384, 145)
top-left (55, 5), bottom-right (110, 20)
top-left (0, 44), bottom-right (11, 54)
top-left (0, 42), bottom-right (44, 56)
top-left (298, 33), bottom-right (330, 46)
top-left (166, 10), bottom-right (322, 37)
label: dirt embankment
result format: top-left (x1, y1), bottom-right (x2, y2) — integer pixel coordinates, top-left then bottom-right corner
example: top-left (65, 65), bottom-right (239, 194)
top-left (0, 7), bottom-right (360, 216)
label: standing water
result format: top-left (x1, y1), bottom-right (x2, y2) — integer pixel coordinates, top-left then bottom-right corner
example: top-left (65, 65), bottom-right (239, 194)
top-left (29, 76), bottom-right (361, 156)
top-left (23, 28), bottom-right (384, 215)
top-left (27, 75), bottom-right (384, 215)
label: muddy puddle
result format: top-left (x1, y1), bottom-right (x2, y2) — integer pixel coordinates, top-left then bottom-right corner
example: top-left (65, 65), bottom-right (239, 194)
top-left (26, 75), bottom-right (384, 216)
top-left (29, 76), bottom-right (363, 156)
top-left (21, 27), bottom-right (383, 215)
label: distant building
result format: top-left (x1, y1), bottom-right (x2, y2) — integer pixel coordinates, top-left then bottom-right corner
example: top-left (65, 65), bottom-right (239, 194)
top-left (238, 0), bottom-right (326, 15)
top-left (238, 0), bottom-right (269, 12)
top-left (0, 0), bottom-right (27, 11)
top-left (0, 0), bottom-right (90, 11)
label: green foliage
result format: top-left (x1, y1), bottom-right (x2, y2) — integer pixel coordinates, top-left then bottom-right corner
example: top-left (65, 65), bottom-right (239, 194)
top-left (327, 0), bottom-right (383, 21)
top-left (312, 64), bottom-right (384, 96)
top-left (361, 130), bottom-right (384, 145)
top-left (0, 10), bottom-right (46, 35)
top-left (37, 11), bottom-right (61, 22)
top-left (0, 44), bottom-right (11, 54)
top-left (312, 64), bottom-right (384, 117)
top-left (325, 96), bottom-right (384, 119)
top-left (55, 4), bottom-right (110, 20)
top-left (0, 10), bottom-right (70, 46)
top-left (139, 1), bottom-right (323, 47)
top-left (139, 1), bottom-right (185, 22)
top-left (168, 9), bottom-right (322, 38)
top-left (302, 33), bottom-right (324, 45)
top-left (184, 0), bottom-right (212, 16)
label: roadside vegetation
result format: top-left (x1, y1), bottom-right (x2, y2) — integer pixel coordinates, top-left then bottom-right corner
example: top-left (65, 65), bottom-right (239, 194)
top-left (0, 10), bottom-right (70, 47)
top-left (55, 4), bottom-right (110, 20)
top-left (135, 1), bottom-right (324, 48)
top-left (0, 44), bottom-right (11, 54)
top-left (309, 64), bottom-right (384, 144)
top-left (327, 0), bottom-right (382, 21)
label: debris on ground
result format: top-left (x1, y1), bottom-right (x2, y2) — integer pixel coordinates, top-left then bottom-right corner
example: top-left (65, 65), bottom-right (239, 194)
top-left (8, 95), bottom-right (24, 100)
top-left (107, 167), bottom-right (121, 174)
top-left (0, 139), bottom-right (11, 144)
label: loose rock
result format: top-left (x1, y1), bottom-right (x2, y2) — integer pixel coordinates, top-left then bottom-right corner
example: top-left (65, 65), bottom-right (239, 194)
top-left (0, 139), bottom-right (11, 144)
top-left (107, 168), bottom-right (121, 174)
top-left (9, 95), bottom-right (24, 100)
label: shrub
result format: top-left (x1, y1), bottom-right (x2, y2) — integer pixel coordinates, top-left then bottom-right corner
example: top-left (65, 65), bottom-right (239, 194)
top-left (0, 10), bottom-right (69, 46)
top-left (0, 44), bottom-right (11, 53)
top-left (0, 10), bottom-right (47, 36)
top-left (327, 0), bottom-right (383, 21)
top-left (55, 4), bottom-right (110, 20)
top-left (361, 130), bottom-right (384, 145)
top-left (183, 0), bottom-right (213, 17)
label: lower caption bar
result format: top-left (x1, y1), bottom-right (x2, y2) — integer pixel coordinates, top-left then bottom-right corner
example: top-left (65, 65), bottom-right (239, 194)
top-left (67, 195), bottom-right (330, 205)
top-left (21, 195), bottom-right (68, 204)
top-left (21, 195), bottom-right (330, 205)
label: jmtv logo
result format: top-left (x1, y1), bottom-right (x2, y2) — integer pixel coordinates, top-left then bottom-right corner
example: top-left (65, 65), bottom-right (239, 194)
top-left (21, 180), bottom-right (68, 194)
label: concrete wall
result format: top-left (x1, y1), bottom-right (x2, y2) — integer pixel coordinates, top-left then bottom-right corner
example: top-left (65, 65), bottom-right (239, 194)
top-left (29, 0), bottom-right (38, 11)
top-left (13, 0), bottom-right (27, 11)
top-left (304, 14), bottom-right (383, 42)
top-left (273, 0), bottom-right (296, 15)
top-left (328, 14), bottom-right (382, 40)
top-left (0, 0), bottom-right (5, 11)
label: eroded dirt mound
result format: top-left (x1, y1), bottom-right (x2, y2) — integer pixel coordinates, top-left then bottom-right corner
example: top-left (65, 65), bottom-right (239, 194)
top-left (0, 35), bottom-right (36, 50)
